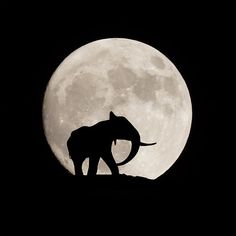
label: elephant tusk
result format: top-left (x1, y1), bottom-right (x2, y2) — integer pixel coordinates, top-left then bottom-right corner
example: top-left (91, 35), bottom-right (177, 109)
top-left (140, 142), bottom-right (157, 146)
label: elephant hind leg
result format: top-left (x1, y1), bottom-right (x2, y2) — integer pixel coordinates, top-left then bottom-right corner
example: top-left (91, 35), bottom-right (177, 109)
top-left (73, 159), bottom-right (84, 176)
top-left (87, 156), bottom-right (100, 176)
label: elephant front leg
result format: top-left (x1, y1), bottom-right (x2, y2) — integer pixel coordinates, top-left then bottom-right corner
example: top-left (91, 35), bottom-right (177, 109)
top-left (102, 152), bottom-right (119, 176)
top-left (87, 156), bottom-right (100, 176)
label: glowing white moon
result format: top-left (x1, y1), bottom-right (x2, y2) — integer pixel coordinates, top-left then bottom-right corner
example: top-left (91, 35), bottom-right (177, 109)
top-left (43, 38), bottom-right (192, 180)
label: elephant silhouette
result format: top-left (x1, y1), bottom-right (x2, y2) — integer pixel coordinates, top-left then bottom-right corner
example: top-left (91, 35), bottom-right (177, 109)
top-left (67, 112), bottom-right (156, 176)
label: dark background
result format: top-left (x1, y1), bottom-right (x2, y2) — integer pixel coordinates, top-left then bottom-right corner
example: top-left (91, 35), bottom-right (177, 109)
top-left (2, 2), bottom-right (233, 231)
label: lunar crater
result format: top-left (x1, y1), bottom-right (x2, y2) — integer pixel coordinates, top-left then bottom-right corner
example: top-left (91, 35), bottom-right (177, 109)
top-left (108, 64), bottom-right (137, 90)
top-left (151, 55), bottom-right (165, 69)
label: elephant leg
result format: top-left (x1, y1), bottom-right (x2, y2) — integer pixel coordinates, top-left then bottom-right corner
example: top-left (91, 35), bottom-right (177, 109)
top-left (102, 153), bottom-right (119, 176)
top-left (73, 159), bottom-right (84, 176)
top-left (88, 156), bottom-right (100, 176)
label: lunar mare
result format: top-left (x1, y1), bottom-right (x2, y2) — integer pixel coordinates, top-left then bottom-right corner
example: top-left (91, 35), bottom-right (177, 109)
top-left (43, 38), bottom-right (192, 180)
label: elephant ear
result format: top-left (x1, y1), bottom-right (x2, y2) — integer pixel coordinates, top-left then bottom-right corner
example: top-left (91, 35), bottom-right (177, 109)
top-left (109, 111), bottom-right (117, 120)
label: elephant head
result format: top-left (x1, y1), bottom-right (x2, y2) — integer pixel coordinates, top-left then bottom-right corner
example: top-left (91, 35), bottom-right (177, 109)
top-left (109, 111), bottom-right (156, 166)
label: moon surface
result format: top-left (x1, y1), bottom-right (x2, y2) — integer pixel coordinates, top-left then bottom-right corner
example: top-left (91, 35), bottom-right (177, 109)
top-left (43, 38), bottom-right (192, 180)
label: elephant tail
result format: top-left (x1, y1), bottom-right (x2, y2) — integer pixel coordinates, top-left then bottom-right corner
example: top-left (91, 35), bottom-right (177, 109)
top-left (67, 135), bottom-right (74, 159)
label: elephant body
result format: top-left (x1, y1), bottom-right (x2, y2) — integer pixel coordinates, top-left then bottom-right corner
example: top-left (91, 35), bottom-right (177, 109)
top-left (67, 121), bottom-right (119, 175)
top-left (67, 112), bottom-right (156, 176)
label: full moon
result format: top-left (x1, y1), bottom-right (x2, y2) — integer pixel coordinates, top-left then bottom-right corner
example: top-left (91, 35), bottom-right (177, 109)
top-left (43, 38), bottom-right (192, 180)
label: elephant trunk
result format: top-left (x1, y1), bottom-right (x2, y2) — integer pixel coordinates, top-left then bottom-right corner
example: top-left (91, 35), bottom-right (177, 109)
top-left (116, 140), bottom-right (156, 166)
top-left (116, 130), bottom-right (141, 166)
